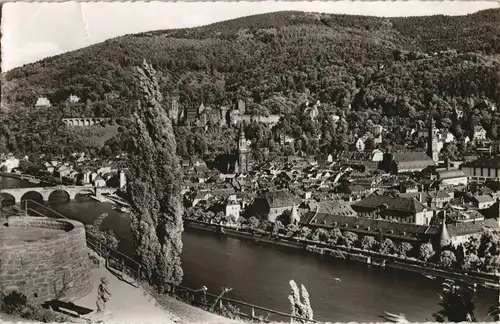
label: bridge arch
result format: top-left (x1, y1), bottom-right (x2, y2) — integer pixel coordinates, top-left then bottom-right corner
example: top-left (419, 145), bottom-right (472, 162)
top-left (20, 191), bottom-right (44, 203)
top-left (1, 192), bottom-right (16, 206)
top-left (48, 189), bottom-right (71, 202)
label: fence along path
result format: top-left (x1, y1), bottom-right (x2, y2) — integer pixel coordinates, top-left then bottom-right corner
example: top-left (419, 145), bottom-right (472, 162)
top-left (21, 200), bottom-right (315, 323)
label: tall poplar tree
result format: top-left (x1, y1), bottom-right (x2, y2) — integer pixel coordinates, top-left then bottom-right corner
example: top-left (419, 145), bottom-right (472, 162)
top-left (126, 60), bottom-right (183, 288)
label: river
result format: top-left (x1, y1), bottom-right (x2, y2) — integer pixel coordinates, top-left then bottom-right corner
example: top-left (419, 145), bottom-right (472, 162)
top-left (1, 175), bottom-right (497, 322)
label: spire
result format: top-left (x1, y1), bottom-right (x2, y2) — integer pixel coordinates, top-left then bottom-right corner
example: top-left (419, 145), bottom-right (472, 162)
top-left (439, 212), bottom-right (452, 247)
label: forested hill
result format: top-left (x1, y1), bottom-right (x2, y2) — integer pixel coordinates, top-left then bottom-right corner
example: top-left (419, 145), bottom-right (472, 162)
top-left (2, 9), bottom-right (500, 157)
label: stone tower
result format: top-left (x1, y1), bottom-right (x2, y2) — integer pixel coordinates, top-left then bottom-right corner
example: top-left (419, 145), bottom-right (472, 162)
top-left (290, 203), bottom-right (300, 225)
top-left (119, 170), bottom-right (127, 190)
top-left (427, 115), bottom-right (439, 163)
top-left (439, 212), bottom-right (452, 248)
top-left (237, 126), bottom-right (249, 173)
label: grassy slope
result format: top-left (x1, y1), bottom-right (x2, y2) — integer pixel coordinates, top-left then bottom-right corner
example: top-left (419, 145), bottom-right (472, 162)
top-left (71, 125), bottom-right (120, 148)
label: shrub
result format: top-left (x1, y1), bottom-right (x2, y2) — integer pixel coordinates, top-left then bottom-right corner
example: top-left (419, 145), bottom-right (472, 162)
top-left (1, 291), bottom-right (67, 323)
top-left (419, 242), bottom-right (435, 262)
top-left (439, 250), bottom-right (457, 268)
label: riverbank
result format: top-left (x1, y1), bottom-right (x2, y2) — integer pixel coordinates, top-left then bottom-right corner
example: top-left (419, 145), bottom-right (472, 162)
top-left (0, 171), bottom-right (53, 186)
top-left (184, 219), bottom-right (500, 290)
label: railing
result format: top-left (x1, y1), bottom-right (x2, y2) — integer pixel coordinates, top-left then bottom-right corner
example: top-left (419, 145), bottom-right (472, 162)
top-left (171, 285), bottom-right (316, 323)
top-left (23, 199), bottom-right (69, 220)
top-left (85, 232), bottom-right (143, 287)
top-left (20, 203), bottom-right (314, 323)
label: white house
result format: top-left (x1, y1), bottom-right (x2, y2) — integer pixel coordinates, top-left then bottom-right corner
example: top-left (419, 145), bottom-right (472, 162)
top-left (35, 97), bottom-right (51, 108)
top-left (436, 168), bottom-right (469, 186)
top-left (93, 176), bottom-right (106, 188)
top-left (68, 94), bottom-right (80, 103)
top-left (474, 126), bottom-right (487, 142)
top-left (371, 149), bottom-right (384, 162)
top-left (472, 195), bottom-right (495, 209)
top-left (443, 132), bottom-right (455, 143)
top-left (0, 156), bottom-right (20, 173)
top-left (225, 201), bottom-right (241, 222)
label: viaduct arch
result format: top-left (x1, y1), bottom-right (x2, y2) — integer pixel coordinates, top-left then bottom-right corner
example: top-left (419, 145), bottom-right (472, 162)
top-left (61, 118), bottom-right (117, 127)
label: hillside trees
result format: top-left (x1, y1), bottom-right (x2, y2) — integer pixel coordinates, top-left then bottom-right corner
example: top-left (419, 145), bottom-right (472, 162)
top-left (126, 60), bottom-right (184, 289)
top-left (2, 10), bottom-right (500, 157)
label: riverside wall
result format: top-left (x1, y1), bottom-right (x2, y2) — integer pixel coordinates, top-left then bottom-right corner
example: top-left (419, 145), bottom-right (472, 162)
top-left (184, 219), bottom-right (500, 288)
top-left (0, 217), bottom-right (93, 303)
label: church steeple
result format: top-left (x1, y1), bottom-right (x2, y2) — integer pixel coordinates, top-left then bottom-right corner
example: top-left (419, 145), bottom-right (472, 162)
top-left (237, 126), bottom-right (248, 173)
top-left (427, 114), bottom-right (439, 163)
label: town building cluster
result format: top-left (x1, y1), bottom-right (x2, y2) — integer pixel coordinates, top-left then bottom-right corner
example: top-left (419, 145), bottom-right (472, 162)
top-left (180, 121), bottom-right (500, 252)
top-left (0, 152), bottom-right (127, 190)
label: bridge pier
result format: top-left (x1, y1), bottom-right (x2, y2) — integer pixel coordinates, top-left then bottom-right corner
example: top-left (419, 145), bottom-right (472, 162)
top-left (41, 192), bottom-right (51, 202)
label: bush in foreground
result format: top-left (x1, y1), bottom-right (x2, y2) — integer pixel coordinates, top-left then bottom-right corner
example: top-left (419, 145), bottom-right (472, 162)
top-left (0, 291), bottom-right (68, 323)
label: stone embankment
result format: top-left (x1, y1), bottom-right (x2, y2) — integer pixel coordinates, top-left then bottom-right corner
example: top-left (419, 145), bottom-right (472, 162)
top-left (185, 219), bottom-right (500, 288)
top-left (0, 216), bottom-right (93, 303)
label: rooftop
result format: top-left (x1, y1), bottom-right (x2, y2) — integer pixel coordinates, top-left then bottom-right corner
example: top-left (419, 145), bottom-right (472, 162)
top-left (352, 194), bottom-right (426, 213)
top-left (257, 190), bottom-right (299, 208)
top-left (463, 156), bottom-right (500, 169)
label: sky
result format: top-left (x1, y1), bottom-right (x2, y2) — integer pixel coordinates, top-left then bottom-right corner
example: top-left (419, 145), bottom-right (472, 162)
top-left (2, 1), bottom-right (499, 72)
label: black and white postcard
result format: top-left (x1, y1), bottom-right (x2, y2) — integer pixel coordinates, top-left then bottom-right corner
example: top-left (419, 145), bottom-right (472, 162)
top-left (1, 1), bottom-right (500, 323)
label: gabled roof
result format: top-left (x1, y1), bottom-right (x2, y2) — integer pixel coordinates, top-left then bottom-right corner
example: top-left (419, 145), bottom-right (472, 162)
top-left (315, 200), bottom-right (357, 217)
top-left (300, 211), bottom-right (431, 239)
top-left (393, 151), bottom-right (433, 163)
top-left (447, 218), bottom-right (499, 236)
top-left (473, 195), bottom-right (495, 203)
top-left (352, 194), bottom-right (426, 214)
top-left (257, 190), bottom-right (299, 208)
top-left (436, 169), bottom-right (467, 179)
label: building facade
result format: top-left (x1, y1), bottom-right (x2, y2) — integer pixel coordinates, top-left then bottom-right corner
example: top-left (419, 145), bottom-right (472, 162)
top-left (462, 157), bottom-right (500, 182)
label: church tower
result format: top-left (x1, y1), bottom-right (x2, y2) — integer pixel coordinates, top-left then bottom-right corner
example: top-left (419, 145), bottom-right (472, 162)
top-left (237, 126), bottom-right (249, 173)
top-left (427, 115), bottom-right (439, 163)
top-left (439, 212), bottom-right (452, 248)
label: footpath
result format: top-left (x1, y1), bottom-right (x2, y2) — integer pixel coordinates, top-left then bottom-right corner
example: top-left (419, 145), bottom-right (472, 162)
top-left (76, 266), bottom-right (243, 324)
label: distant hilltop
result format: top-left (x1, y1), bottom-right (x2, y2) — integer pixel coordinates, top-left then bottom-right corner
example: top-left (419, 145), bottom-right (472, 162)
top-left (1, 9), bottom-right (499, 157)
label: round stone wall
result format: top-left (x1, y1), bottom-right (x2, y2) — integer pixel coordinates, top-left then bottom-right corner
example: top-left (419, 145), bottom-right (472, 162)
top-left (0, 217), bottom-right (93, 303)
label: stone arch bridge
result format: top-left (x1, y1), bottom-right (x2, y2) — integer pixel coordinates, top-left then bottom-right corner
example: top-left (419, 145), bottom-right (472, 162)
top-left (61, 118), bottom-right (115, 127)
top-left (0, 186), bottom-right (115, 203)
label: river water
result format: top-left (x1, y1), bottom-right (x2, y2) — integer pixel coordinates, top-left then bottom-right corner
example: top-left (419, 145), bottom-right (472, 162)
top-left (1, 176), bottom-right (497, 322)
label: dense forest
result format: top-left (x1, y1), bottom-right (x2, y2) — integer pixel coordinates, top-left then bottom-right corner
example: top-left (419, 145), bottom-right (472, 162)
top-left (1, 9), bottom-right (500, 159)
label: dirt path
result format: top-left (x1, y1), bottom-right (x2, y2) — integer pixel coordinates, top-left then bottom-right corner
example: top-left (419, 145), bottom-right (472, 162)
top-left (75, 267), bottom-right (182, 324)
